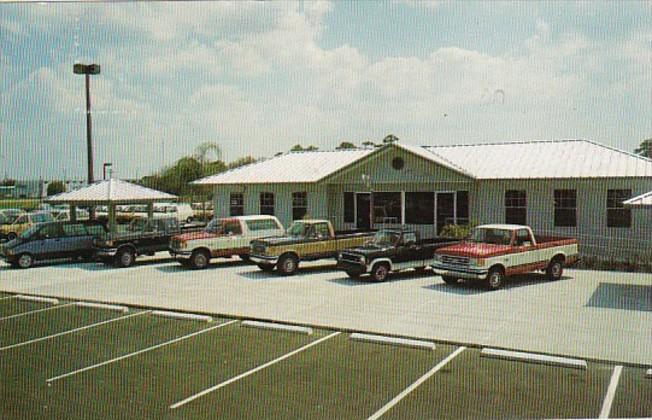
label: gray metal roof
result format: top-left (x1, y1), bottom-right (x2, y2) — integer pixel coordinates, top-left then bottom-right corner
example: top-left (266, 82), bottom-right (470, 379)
top-left (427, 140), bottom-right (652, 179)
top-left (624, 191), bottom-right (652, 207)
top-left (45, 179), bottom-right (177, 204)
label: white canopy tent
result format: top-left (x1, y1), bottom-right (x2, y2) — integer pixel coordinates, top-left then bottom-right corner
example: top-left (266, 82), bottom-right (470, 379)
top-left (624, 191), bottom-right (652, 208)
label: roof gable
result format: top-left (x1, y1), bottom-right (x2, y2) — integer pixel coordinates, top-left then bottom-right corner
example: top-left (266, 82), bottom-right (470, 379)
top-left (46, 179), bottom-right (177, 204)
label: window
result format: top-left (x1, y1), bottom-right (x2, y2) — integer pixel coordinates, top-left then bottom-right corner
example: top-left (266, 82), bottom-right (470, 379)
top-left (514, 229), bottom-right (532, 246)
top-left (40, 224), bottom-right (63, 239)
top-left (373, 192), bottom-right (401, 224)
top-left (505, 190), bottom-right (527, 225)
top-left (63, 223), bottom-right (87, 237)
top-left (405, 192), bottom-right (434, 225)
top-left (554, 190), bottom-right (577, 227)
top-left (344, 192), bottom-right (354, 223)
top-left (313, 223), bottom-right (330, 238)
top-left (292, 192), bottom-right (308, 220)
top-left (245, 218), bottom-right (282, 231)
top-left (391, 157), bottom-right (405, 170)
top-left (260, 192), bottom-right (275, 215)
top-left (456, 191), bottom-right (469, 225)
top-left (607, 189), bottom-right (631, 228)
top-left (230, 193), bottom-right (244, 216)
top-left (86, 224), bottom-right (106, 236)
top-left (403, 232), bottom-right (417, 245)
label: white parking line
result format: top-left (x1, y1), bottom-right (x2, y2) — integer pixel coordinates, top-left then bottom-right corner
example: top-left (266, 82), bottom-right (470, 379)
top-left (170, 331), bottom-right (341, 410)
top-left (0, 310), bottom-right (150, 351)
top-left (367, 346), bottom-right (467, 420)
top-left (0, 302), bottom-right (75, 321)
top-left (599, 365), bottom-right (623, 418)
top-left (47, 319), bottom-right (238, 383)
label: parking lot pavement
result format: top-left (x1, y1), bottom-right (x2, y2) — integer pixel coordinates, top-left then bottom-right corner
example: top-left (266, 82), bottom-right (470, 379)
top-left (1, 256), bottom-right (651, 365)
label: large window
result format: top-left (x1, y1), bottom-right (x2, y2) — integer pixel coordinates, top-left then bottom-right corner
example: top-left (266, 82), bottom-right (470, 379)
top-left (344, 192), bottom-right (354, 223)
top-left (259, 192), bottom-right (275, 216)
top-left (292, 192), bottom-right (308, 220)
top-left (456, 191), bottom-right (469, 225)
top-left (505, 190), bottom-right (527, 225)
top-left (554, 190), bottom-right (577, 227)
top-left (405, 192), bottom-right (434, 225)
top-left (373, 192), bottom-right (401, 224)
top-left (230, 193), bottom-right (244, 216)
top-left (607, 189), bottom-right (631, 228)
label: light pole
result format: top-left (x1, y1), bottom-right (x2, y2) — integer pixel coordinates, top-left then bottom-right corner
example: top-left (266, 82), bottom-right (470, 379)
top-left (103, 162), bottom-right (112, 180)
top-left (73, 63), bottom-right (100, 185)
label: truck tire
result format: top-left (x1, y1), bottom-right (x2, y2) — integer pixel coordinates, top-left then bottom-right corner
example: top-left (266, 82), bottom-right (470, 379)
top-left (7, 232), bottom-right (17, 241)
top-left (546, 259), bottom-right (564, 280)
top-left (238, 254), bottom-right (251, 263)
top-left (17, 253), bottom-right (34, 269)
top-left (190, 249), bottom-right (210, 270)
top-left (441, 276), bottom-right (459, 285)
top-left (485, 267), bottom-right (504, 290)
top-left (370, 263), bottom-right (390, 282)
top-left (257, 263), bottom-right (275, 272)
top-left (115, 248), bottom-right (136, 268)
top-left (277, 254), bottom-right (299, 275)
top-left (345, 270), bottom-right (362, 279)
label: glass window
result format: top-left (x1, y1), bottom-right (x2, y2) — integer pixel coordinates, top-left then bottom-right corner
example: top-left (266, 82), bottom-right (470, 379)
top-left (514, 229), bottom-right (532, 246)
top-left (63, 223), bottom-right (88, 237)
top-left (86, 224), bottom-right (106, 236)
top-left (405, 192), bottom-right (434, 225)
top-left (607, 189), bottom-right (631, 228)
top-left (40, 223), bottom-right (63, 239)
top-left (554, 190), bottom-right (577, 227)
top-left (344, 192), bottom-right (354, 223)
top-left (313, 223), bottom-right (330, 238)
top-left (230, 193), bottom-right (244, 216)
top-left (292, 192), bottom-right (308, 220)
top-left (260, 192), bottom-right (274, 215)
top-left (245, 218), bottom-right (281, 231)
top-left (456, 191), bottom-right (469, 225)
top-left (373, 192), bottom-right (401, 224)
top-left (403, 232), bottom-right (417, 244)
top-left (505, 190), bottom-right (527, 225)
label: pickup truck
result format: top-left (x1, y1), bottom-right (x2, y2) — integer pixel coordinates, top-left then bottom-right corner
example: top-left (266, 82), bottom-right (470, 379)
top-left (432, 224), bottom-right (579, 290)
top-left (336, 229), bottom-right (459, 281)
top-left (95, 216), bottom-right (195, 268)
top-left (169, 215), bottom-right (284, 269)
top-left (250, 219), bottom-right (374, 275)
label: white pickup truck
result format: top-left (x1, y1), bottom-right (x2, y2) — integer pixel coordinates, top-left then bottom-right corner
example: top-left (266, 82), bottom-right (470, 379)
top-left (169, 215), bottom-right (284, 269)
top-left (432, 224), bottom-right (579, 290)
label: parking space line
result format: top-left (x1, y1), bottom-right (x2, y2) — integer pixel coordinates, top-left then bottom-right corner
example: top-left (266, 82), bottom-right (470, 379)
top-left (599, 365), bottom-right (623, 418)
top-left (0, 310), bottom-right (151, 351)
top-left (367, 346), bottom-right (467, 420)
top-left (0, 302), bottom-right (75, 321)
top-left (170, 331), bottom-right (342, 410)
top-left (46, 319), bottom-right (238, 383)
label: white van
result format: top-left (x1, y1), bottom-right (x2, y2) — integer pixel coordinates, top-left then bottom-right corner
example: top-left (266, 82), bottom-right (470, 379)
top-left (153, 202), bottom-right (195, 223)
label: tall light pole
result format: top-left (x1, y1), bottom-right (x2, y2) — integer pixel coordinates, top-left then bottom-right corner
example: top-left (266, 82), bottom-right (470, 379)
top-left (73, 63), bottom-right (100, 185)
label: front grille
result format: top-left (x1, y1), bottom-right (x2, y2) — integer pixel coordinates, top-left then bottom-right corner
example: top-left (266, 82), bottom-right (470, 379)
top-left (340, 253), bottom-right (363, 264)
top-left (441, 255), bottom-right (470, 266)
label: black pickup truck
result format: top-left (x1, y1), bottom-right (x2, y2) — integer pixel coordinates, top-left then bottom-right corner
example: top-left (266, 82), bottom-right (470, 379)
top-left (336, 228), bottom-right (459, 281)
top-left (95, 216), bottom-right (195, 268)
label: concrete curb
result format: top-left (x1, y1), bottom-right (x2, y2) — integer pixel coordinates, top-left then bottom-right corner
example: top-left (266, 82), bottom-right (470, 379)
top-left (151, 310), bottom-right (213, 323)
top-left (646, 368), bottom-right (651, 378)
top-left (481, 348), bottom-right (587, 369)
top-left (350, 333), bottom-right (436, 350)
top-left (241, 320), bottom-right (313, 335)
top-left (75, 302), bottom-right (129, 312)
top-left (16, 295), bottom-right (59, 305)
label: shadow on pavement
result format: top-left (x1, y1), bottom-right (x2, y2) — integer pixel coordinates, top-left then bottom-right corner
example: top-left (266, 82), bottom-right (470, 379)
top-left (424, 274), bottom-right (573, 295)
top-left (155, 260), bottom-right (248, 273)
top-left (586, 282), bottom-right (652, 312)
top-left (328, 269), bottom-right (435, 286)
top-left (237, 263), bottom-right (339, 280)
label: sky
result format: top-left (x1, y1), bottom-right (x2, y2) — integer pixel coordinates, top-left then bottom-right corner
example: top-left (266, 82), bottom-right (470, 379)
top-left (0, 0), bottom-right (650, 180)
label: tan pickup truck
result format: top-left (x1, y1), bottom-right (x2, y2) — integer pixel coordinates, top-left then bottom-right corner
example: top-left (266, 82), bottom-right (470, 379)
top-left (250, 219), bottom-right (373, 275)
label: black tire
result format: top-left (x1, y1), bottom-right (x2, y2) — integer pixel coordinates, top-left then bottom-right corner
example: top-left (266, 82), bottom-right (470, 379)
top-left (546, 259), bottom-right (564, 280)
top-left (441, 276), bottom-right (460, 285)
top-left (81, 252), bottom-right (95, 262)
top-left (179, 259), bottom-right (191, 267)
top-left (17, 253), bottom-right (34, 269)
top-left (7, 232), bottom-right (17, 241)
top-left (370, 263), bottom-right (390, 282)
top-left (115, 248), bottom-right (136, 268)
top-left (257, 263), bottom-right (275, 272)
top-left (190, 249), bottom-right (210, 270)
top-left (238, 254), bottom-right (251, 263)
top-left (485, 267), bottom-right (505, 290)
top-left (277, 254), bottom-right (299, 275)
top-left (345, 270), bottom-right (362, 279)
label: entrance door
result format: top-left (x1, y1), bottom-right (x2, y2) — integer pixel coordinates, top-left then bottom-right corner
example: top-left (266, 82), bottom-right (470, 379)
top-left (356, 193), bottom-right (371, 230)
top-left (436, 192), bottom-right (455, 234)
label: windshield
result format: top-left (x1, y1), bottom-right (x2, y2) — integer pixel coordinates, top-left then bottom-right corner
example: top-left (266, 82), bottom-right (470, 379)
top-left (371, 231), bottom-right (400, 247)
top-left (0, 214), bottom-right (7, 224)
top-left (206, 219), bottom-right (240, 235)
top-left (19, 224), bottom-right (41, 239)
top-left (286, 222), bottom-right (307, 237)
top-left (468, 228), bottom-right (512, 245)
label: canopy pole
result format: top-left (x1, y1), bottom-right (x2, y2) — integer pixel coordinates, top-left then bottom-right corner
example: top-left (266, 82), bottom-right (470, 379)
top-left (108, 204), bottom-right (116, 233)
top-left (70, 205), bottom-right (77, 222)
top-left (147, 203), bottom-right (154, 221)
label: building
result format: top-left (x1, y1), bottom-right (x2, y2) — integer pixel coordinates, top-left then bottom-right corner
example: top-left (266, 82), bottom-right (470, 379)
top-left (194, 140), bottom-right (652, 260)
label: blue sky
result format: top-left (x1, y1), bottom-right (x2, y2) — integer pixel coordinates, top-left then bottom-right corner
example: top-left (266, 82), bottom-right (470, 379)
top-left (1, 0), bottom-right (650, 179)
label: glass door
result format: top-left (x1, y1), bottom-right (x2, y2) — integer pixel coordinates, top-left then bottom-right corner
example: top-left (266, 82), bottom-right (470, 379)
top-left (355, 193), bottom-right (371, 230)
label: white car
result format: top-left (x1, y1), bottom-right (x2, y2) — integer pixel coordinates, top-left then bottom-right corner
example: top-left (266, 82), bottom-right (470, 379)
top-left (154, 203), bottom-right (195, 224)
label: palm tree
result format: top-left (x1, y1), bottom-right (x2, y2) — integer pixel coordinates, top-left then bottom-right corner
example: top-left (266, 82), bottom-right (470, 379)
top-left (194, 142), bottom-right (222, 166)
top-left (634, 138), bottom-right (652, 158)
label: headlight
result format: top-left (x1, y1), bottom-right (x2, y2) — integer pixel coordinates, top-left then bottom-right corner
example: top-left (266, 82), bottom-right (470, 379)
top-left (470, 258), bottom-right (485, 267)
top-left (433, 254), bottom-right (443, 262)
top-left (337, 252), bottom-right (342, 260)
top-left (359, 256), bottom-right (366, 264)
top-left (105, 240), bottom-right (114, 247)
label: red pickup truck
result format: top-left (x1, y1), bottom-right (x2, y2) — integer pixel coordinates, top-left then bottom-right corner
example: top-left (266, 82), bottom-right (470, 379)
top-left (432, 224), bottom-right (579, 290)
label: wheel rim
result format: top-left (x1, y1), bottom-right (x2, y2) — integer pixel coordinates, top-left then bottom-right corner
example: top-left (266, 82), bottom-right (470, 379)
top-left (551, 262), bottom-right (562, 278)
top-left (194, 253), bottom-right (207, 268)
top-left (283, 258), bottom-right (296, 273)
top-left (376, 266), bottom-right (388, 281)
top-left (121, 252), bottom-right (133, 266)
top-left (8, 233), bottom-right (16, 241)
top-left (19, 254), bottom-right (32, 268)
top-left (489, 272), bottom-right (502, 288)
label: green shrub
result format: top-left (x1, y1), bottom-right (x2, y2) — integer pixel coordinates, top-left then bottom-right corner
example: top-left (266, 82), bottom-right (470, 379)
top-left (439, 224), bottom-right (473, 239)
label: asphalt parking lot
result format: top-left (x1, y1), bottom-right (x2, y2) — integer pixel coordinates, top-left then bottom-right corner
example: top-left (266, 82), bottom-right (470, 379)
top-left (0, 296), bottom-right (650, 419)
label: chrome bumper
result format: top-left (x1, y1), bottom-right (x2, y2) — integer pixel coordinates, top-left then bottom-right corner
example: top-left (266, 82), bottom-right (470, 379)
top-left (171, 250), bottom-right (193, 260)
top-left (96, 248), bottom-right (118, 257)
top-left (250, 255), bottom-right (278, 265)
top-left (432, 263), bottom-right (488, 280)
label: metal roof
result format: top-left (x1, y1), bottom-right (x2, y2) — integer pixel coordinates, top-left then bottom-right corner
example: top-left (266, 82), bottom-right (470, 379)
top-left (45, 179), bottom-right (177, 204)
top-left (193, 149), bottom-right (374, 185)
top-left (623, 191), bottom-right (652, 207)
top-left (426, 140), bottom-right (652, 179)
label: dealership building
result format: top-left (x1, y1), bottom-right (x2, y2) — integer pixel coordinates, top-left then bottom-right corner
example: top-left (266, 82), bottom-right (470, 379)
top-left (194, 140), bottom-right (652, 260)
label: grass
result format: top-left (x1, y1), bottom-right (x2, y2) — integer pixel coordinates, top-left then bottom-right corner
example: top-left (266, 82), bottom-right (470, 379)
top-left (0, 299), bottom-right (52, 318)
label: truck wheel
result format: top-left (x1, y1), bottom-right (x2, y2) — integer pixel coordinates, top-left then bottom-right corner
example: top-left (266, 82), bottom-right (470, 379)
top-left (238, 254), bottom-right (251, 263)
top-left (257, 263), bottom-right (275, 272)
top-left (277, 254), bottom-right (299, 275)
top-left (190, 250), bottom-right (210, 270)
top-left (345, 270), bottom-right (362, 279)
top-left (17, 253), bottom-right (34, 269)
top-left (546, 259), bottom-right (564, 280)
top-left (115, 248), bottom-right (135, 268)
top-left (371, 263), bottom-right (390, 282)
top-left (485, 267), bottom-right (504, 290)
top-left (7, 232), bottom-right (17, 241)
top-left (441, 276), bottom-right (459, 285)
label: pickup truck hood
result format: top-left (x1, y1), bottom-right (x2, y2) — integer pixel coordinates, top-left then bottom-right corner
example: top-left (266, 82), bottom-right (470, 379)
top-left (342, 244), bottom-right (390, 256)
top-left (436, 241), bottom-right (512, 258)
top-left (253, 236), bottom-right (305, 247)
top-left (174, 231), bottom-right (221, 242)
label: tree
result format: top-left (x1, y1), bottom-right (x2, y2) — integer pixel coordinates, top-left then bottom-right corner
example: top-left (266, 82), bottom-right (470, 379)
top-left (290, 144), bottom-right (319, 152)
top-left (362, 140), bottom-right (376, 148)
top-left (47, 180), bottom-right (65, 196)
top-left (228, 156), bottom-right (257, 169)
top-left (336, 141), bottom-right (357, 150)
top-left (193, 142), bottom-right (222, 165)
top-left (382, 134), bottom-right (399, 144)
top-left (634, 138), bottom-right (652, 159)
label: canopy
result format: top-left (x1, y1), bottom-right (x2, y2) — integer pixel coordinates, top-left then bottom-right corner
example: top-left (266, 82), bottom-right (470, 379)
top-left (623, 191), bottom-right (652, 208)
top-left (46, 179), bottom-right (177, 205)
